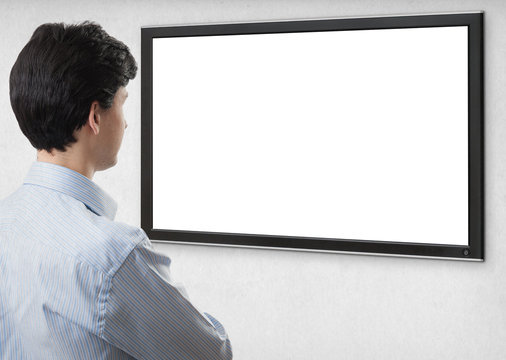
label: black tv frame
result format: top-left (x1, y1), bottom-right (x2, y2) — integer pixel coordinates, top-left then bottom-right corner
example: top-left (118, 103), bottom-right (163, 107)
top-left (141, 12), bottom-right (484, 260)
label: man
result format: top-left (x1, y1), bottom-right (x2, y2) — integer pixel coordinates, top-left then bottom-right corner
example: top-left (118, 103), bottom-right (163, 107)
top-left (0, 22), bottom-right (232, 359)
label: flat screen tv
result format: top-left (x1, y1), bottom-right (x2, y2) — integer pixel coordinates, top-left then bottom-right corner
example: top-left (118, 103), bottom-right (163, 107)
top-left (141, 12), bottom-right (484, 260)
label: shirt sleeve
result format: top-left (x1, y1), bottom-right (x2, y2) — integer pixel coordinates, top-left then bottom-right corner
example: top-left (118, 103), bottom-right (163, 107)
top-left (101, 237), bottom-right (233, 360)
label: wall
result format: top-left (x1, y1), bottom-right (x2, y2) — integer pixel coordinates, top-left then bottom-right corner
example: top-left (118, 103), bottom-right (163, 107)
top-left (1, 1), bottom-right (505, 359)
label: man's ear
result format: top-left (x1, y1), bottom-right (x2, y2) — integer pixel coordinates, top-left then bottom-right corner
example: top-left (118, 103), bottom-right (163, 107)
top-left (87, 101), bottom-right (101, 135)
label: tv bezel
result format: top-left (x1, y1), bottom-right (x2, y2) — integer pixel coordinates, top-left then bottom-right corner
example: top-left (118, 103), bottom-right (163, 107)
top-left (141, 12), bottom-right (484, 261)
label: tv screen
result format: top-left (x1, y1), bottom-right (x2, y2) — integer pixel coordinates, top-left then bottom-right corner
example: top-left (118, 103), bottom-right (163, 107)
top-left (141, 12), bottom-right (483, 260)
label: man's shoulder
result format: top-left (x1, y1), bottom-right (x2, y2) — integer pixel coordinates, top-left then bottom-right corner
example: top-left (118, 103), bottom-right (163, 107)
top-left (1, 184), bottom-right (149, 278)
top-left (85, 215), bottom-right (148, 276)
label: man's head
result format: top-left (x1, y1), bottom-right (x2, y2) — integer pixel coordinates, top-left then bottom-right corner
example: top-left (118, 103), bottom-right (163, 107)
top-left (9, 21), bottom-right (137, 175)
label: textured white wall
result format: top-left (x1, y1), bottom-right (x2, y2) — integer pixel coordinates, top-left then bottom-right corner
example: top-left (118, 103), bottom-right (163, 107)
top-left (1, 1), bottom-right (505, 359)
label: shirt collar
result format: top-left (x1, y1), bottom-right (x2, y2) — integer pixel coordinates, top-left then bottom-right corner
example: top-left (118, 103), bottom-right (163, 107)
top-left (23, 161), bottom-right (118, 221)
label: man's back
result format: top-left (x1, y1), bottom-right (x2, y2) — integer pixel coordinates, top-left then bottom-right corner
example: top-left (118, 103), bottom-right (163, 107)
top-left (0, 161), bottom-right (232, 359)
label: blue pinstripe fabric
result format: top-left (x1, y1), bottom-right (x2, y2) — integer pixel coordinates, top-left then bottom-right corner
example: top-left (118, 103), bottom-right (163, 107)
top-left (0, 161), bottom-right (232, 359)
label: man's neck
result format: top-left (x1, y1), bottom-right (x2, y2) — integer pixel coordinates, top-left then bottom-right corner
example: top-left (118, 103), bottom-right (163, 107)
top-left (37, 149), bottom-right (95, 180)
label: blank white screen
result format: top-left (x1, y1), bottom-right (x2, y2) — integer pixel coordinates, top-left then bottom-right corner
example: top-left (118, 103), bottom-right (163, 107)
top-left (152, 26), bottom-right (468, 245)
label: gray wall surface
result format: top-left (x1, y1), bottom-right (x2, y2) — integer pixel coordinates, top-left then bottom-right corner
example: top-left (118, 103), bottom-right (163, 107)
top-left (1, 1), bottom-right (504, 359)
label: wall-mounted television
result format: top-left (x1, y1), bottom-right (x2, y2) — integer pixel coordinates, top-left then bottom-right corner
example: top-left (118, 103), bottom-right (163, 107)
top-left (141, 12), bottom-right (484, 260)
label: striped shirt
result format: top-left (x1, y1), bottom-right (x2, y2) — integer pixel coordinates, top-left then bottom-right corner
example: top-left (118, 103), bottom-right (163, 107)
top-left (0, 161), bottom-right (232, 359)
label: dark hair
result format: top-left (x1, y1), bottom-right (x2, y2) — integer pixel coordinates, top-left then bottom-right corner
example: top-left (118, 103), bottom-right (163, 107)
top-left (9, 21), bottom-right (137, 152)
